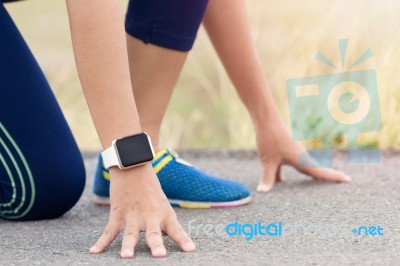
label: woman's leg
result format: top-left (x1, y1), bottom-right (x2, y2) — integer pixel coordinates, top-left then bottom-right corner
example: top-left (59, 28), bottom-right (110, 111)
top-left (125, 0), bottom-right (209, 150)
top-left (125, 39), bottom-right (187, 151)
top-left (92, 0), bottom-right (251, 209)
top-left (203, 0), bottom-right (351, 191)
top-left (0, 4), bottom-right (85, 221)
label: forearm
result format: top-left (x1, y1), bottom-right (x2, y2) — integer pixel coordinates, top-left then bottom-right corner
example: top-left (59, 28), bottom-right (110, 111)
top-left (203, 0), bottom-right (278, 125)
top-left (66, 0), bottom-right (141, 147)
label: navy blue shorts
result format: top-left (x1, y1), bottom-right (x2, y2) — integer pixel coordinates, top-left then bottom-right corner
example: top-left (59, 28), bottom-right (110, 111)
top-left (125, 0), bottom-right (209, 51)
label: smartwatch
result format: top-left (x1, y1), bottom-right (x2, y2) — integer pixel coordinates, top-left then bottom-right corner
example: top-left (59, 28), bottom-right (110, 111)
top-left (101, 132), bottom-right (155, 170)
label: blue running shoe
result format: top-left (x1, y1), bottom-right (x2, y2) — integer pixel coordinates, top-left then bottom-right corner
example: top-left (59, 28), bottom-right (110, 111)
top-left (93, 149), bottom-right (251, 208)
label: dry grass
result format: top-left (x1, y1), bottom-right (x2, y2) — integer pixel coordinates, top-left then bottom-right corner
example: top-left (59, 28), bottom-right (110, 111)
top-left (6, 0), bottom-right (400, 150)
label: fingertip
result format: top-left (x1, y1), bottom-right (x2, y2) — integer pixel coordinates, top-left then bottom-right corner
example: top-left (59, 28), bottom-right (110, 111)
top-left (256, 183), bottom-right (273, 193)
top-left (121, 248), bottom-right (134, 259)
top-left (152, 247), bottom-right (167, 258)
top-left (343, 175), bottom-right (352, 183)
top-left (89, 246), bottom-right (100, 254)
top-left (336, 171), bottom-right (351, 183)
top-left (182, 241), bottom-right (195, 252)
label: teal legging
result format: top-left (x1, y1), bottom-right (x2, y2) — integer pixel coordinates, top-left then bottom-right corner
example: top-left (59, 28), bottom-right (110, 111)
top-left (0, 3), bottom-right (85, 221)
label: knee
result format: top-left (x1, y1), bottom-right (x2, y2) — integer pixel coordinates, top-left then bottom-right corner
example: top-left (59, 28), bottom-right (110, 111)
top-left (12, 149), bottom-right (86, 221)
top-left (36, 151), bottom-right (86, 220)
top-left (0, 153), bottom-right (86, 221)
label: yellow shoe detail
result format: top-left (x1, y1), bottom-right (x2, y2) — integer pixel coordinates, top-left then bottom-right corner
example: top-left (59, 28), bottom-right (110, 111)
top-left (153, 149), bottom-right (168, 162)
top-left (179, 203), bottom-right (211, 209)
top-left (153, 155), bottom-right (173, 174)
top-left (102, 170), bottom-right (110, 180)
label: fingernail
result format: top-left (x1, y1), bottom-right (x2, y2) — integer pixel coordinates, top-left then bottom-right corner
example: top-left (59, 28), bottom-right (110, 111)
top-left (183, 241), bottom-right (195, 251)
top-left (344, 175), bottom-right (352, 182)
top-left (153, 247), bottom-right (166, 257)
top-left (256, 183), bottom-right (272, 193)
top-left (121, 248), bottom-right (133, 258)
top-left (89, 246), bottom-right (99, 254)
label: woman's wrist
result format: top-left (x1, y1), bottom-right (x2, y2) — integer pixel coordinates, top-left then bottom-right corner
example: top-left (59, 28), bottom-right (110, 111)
top-left (109, 163), bottom-right (154, 178)
top-left (247, 98), bottom-right (279, 127)
top-left (239, 84), bottom-right (278, 124)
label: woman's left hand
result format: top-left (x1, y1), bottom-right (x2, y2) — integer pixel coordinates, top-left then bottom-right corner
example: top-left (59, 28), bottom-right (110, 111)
top-left (254, 117), bottom-right (351, 192)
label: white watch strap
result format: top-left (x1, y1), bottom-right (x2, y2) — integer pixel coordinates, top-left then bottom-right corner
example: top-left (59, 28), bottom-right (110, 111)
top-left (101, 145), bottom-right (120, 169)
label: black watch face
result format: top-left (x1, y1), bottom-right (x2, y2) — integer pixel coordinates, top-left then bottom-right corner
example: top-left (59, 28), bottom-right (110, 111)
top-left (115, 133), bottom-right (154, 167)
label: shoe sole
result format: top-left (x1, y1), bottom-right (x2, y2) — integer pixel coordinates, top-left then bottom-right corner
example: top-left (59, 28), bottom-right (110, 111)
top-left (93, 195), bottom-right (252, 209)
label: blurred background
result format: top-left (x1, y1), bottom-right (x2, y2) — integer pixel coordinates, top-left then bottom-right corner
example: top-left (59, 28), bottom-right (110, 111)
top-left (5, 0), bottom-right (400, 151)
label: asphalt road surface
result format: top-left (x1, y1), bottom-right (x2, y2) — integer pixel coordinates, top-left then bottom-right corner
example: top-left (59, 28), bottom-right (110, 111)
top-left (1, 150), bottom-right (399, 266)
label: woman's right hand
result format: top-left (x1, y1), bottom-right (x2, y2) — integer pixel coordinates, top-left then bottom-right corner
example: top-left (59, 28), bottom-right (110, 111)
top-left (88, 164), bottom-right (195, 258)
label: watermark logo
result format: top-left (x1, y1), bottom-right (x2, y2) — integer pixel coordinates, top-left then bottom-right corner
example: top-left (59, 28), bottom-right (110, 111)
top-left (186, 220), bottom-right (381, 241)
top-left (286, 39), bottom-right (382, 167)
top-left (352, 225), bottom-right (384, 236)
top-left (225, 221), bottom-right (283, 241)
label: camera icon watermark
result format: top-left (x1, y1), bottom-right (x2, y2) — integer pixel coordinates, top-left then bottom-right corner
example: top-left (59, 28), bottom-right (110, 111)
top-left (286, 39), bottom-right (382, 167)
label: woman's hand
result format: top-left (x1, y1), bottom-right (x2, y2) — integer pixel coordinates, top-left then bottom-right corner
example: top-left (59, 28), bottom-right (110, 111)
top-left (66, 1), bottom-right (194, 258)
top-left (255, 117), bottom-right (352, 192)
top-left (89, 164), bottom-right (195, 258)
